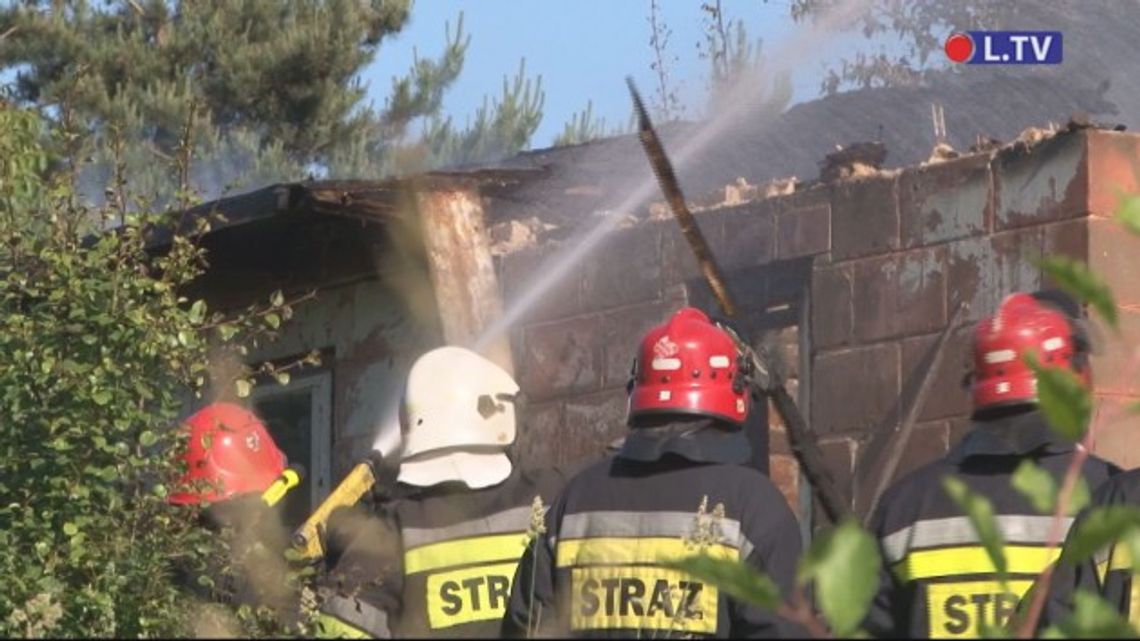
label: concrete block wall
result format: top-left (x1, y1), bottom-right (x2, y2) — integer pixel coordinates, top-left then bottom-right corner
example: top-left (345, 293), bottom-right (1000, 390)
top-left (492, 127), bottom-right (1140, 528)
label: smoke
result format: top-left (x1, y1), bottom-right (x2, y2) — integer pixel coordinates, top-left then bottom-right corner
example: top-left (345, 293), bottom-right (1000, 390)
top-left (474, 0), bottom-right (879, 352)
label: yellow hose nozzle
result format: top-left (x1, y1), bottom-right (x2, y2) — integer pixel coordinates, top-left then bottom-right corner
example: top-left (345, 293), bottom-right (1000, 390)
top-left (292, 460), bottom-right (378, 562)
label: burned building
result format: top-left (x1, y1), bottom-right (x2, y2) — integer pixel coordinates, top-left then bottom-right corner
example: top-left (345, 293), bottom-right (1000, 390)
top-left (177, 120), bottom-right (1140, 535)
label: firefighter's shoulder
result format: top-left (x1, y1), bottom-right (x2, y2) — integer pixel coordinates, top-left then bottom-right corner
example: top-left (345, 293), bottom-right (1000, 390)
top-left (1090, 466), bottom-right (1140, 507)
top-left (870, 455), bottom-right (959, 530)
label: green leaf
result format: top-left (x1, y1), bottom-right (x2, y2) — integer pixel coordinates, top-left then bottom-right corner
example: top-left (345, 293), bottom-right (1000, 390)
top-left (796, 519), bottom-right (880, 636)
top-left (1025, 352), bottom-right (1092, 442)
top-left (92, 390), bottom-right (112, 406)
top-left (943, 476), bottom-right (1007, 577)
top-left (1118, 194), bottom-right (1140, 236)
top-left (1037, 255), bottom-right (1117, 330)
top-left (1012, 460), bottom-right (1058, 514)
top-left (235, 379), bottom-right (252, 398)
top-left (188, 299), bottom-right (206, 324)
top-left (666, 554), bottom-right (782, 610)
top-left (139, 431), bottom-right (157, 447)
top-left (1054, 590), bottom-right (1138, 638)
top-left (218, 323), bottom-right (239, 341)
top-left (63, 522), bottom-right (78, 536)
top-left (270, 289), bottom-right (285, 307)
top-left (1123, 528), bottom-right (1140, 577)
top-left (1060, 505), bottom-right (1140, 565)
top-left (264, 313), bottom-right (281, 329)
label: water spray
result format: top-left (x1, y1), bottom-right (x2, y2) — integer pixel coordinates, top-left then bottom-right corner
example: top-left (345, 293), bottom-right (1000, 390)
top-left (627, 76), bottom-right (851, 524)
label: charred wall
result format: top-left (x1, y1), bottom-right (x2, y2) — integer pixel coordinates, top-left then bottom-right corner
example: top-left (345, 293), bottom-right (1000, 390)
top-left (493, 127), bottom-right (1140, 527)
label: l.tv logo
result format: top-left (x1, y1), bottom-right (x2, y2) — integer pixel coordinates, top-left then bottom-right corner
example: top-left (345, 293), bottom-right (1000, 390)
top-left (945, 31), bottom-right (1063, 65)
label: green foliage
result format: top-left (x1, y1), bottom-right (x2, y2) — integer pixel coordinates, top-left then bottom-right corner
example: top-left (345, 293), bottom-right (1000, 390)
top-left (797, 519), bottom-right (880, 636)
top-left (667, 555), bottom-right (783, 610)
top-left (943, 476), bottom-right (1007, 578)
top-left (0, 104), bottom-right (313, 637)
top-left (1060, 506), bottom-right (1140, 566)
top-left (1012, 460), bottom-right (1090, 516)
top-left (1037, 255), bottom-right (1118, 331)
top-left (1044, 590), bottom-right (1138, 638)
top-left (1119, 195), bottom-right (1140, 236)
top-left (1025, 351), bottom-right (1093, 443)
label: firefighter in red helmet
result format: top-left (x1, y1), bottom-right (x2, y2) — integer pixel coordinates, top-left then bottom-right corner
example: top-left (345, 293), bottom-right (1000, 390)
top-left (170, 402), bottom-right (304, 621)
top-left (862, 290), bottom-right (1120, 638)
top-left (503, 306), bottom-right (807, 638)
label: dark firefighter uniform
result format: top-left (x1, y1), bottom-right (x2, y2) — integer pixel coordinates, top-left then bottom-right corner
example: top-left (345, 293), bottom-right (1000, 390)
top-left (315, 345), bottom-right (566, 638)
top-left (863, 291), bottom-right (1119, 639)
top-left (502, 307), bottom-right (807, 638)
top-left (319, 465), bottom-right (565, 638)
top-left (1042, 468), bottom-right (1140, 632)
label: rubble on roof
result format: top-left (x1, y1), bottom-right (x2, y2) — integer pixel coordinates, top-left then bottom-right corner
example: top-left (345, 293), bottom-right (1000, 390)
top-left (819, 141), bottom-right (889, 183)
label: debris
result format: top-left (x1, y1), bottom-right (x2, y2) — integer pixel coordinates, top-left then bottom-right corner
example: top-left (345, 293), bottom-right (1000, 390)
top-left (968, 135), bottom-right (1003, 154)
top-left (488, 217), bottom-right (557, 255)
top-left (819, 141), bottom-right (888, 183)
top-left (924, 142), bottom-right (959, 166)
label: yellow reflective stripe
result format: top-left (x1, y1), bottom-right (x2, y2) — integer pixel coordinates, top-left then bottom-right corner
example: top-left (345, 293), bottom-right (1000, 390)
top-left (556, 537), bottom-right (739, 568)
top-left (425, 561), bottom-right (519, 629)
top-left (569, 565), bottom-right (718, 634)
top-left (315, 614), bottom-right (374, 639)
top-left (404, 532), bottom-right (528, 575)
top-left (894, 545), bottom-right (1060, 582)
top-left (925, 579), bottom-right (1032, 639)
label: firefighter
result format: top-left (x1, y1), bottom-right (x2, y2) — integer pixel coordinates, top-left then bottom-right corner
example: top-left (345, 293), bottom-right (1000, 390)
top-left (1040, 466), bottom-right (1140, 632)
top-left (168, 402), bottom-right (304, 624)
top-left (315, 346), bottom-right (566, 638)
top-left (862, 290), bottom-right (1120, 638)
top-left (502, 306), bottom-right (807, 639)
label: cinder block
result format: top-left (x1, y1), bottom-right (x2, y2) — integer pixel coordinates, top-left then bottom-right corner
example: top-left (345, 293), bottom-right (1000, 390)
top-left (769, 454), bottom-right (802, 518)
top-left (947, 228), bottom-right (1043, 323)
top-left (899, 327), bottom-right (974, 422)
top-left (499, 242), bottom-right (584, 324)
top-left (519, 314), bottom-right (603, 400)
top-left (1088, 130), bottom-right (1140, 217)
top-left (831, 175), bottom-right (900, 261)
top-left (597, 301), bottom-right (678, 388)
top-left (1041, 218), bottom-right (1089, 263)
top-left (1089, 217), bottom-right (1140, 307)
top-left (852, 246), bottom-right (948, 343)
top-left (1089, 308), bottom-right (1140, 397)
top-left (812, 437), bottom-right (856, 530)
top-left (1090, 393), bottom-right (1140, 470)
top-left (811, 343), bottom-right (900, 435)
top-left (709, 200), bottom-right (778, 271)
top-left (580, 225), bottom-right (664, 310)
top-left (900, 154), bottom-right (992, 247)
top-left (562, 388), bottom-right (630, 467)
top-left (994, 131), bottom-right (1089, 230)
top-left (777, 204), bottom-right (831, 260)
top-left (811, 264), bottom-right (854, 350)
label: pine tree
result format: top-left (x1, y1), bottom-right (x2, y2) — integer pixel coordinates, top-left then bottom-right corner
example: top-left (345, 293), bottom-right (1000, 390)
top-left (0, 1), bottom-right (547, 200)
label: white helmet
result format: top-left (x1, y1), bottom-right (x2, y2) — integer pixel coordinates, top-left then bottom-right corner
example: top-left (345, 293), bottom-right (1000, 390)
top-left (396, 346), bottom-right (519, 489)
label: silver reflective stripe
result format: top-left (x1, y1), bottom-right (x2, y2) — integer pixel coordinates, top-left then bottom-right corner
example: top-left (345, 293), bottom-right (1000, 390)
top-left (881, 515), bottom-right (1073, 564)
top-left (401, 505), bottom-right (533, 549)
top-left (556, 510), bottom-right (756, 559)
top-left (321, 594), bottom-right (390, 638)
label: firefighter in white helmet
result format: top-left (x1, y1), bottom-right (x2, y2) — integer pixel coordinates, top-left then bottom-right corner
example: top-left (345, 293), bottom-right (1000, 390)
top-left (316, 346), bottom-right (566, 638)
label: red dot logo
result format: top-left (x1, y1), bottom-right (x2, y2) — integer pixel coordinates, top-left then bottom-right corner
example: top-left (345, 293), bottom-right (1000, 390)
top-left (945, 33), bottom-right (974, 63)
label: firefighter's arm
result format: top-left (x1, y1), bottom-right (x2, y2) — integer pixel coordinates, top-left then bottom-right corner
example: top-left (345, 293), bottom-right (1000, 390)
top-left (861, 504), bottom-right (908, 639)
top-left (502, 502), bottom-right (562, 638)
top-left (315, 505), bottom-right (403, 639)
top-left (731, 478), bottom-right (811, 638)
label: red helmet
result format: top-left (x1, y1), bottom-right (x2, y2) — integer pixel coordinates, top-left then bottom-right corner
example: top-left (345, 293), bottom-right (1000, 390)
top-left (972, 292), bottom-right (1089, 411)
top-left (628, 307), bottom-right (751, 426)
top-left (168, 402), bottom-right (287, 506)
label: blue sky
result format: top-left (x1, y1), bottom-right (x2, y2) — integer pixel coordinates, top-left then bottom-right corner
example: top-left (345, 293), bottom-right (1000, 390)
top-left (362, 1), bottom-right (854, 150)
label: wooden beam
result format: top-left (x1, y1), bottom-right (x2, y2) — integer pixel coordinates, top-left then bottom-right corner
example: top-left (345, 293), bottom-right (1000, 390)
top-left (415, 187), bottom-right (515, 376)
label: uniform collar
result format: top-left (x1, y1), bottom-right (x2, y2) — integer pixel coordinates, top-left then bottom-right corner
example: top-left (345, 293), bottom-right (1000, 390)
top-left (617, 418), bottom-right (752, 465)
top-left (944, 408), bottom-right (1074, 464)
